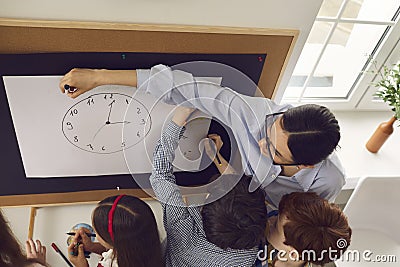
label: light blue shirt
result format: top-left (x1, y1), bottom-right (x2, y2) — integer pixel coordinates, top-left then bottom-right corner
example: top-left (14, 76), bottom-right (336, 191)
top-left (137, 64), bottom-right (345, 208)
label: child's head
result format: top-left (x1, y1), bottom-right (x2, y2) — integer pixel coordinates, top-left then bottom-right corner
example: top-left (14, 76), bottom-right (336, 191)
top-left (201, 175), bottom-right (268, 250)
top-left (92, 195), bottom-right (163, 267)
top-left (271, 192), bottom-right (352, 265)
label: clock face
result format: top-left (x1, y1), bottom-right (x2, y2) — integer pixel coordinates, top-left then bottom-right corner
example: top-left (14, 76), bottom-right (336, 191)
top-left (62, 93), bottom-right (151, 154)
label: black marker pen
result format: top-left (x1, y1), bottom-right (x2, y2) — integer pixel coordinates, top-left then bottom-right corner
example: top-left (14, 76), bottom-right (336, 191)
top-left (64, 84), bottom-right (78, 93)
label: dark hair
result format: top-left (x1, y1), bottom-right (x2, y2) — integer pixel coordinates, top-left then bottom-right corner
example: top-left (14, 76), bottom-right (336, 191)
top-left (282, 104), bottom-right (340, 165)
top-left (279, 192), bottom-right (352, 266)
top-left (201, 175), bottom-right (268, 250)
top-left (0, 210), bottom-right (39, 267)
top-left (92, 195), bottom-right (163, 267)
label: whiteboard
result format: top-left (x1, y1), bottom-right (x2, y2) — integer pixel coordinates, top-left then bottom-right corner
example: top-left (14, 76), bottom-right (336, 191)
top-left (3, 76), bottom-right (217, 178)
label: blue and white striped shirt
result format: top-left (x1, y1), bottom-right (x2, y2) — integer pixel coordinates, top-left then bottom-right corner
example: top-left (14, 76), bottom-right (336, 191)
top-left (150, 121), bottom-right (259, 267)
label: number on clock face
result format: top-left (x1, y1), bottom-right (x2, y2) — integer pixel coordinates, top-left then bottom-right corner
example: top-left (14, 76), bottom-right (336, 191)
top-left (62, 93), bottom-right (152, 154)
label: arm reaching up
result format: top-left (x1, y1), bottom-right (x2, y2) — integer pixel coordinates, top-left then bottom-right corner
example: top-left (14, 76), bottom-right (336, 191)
top-left (59, 68), bottom-right (137, 98)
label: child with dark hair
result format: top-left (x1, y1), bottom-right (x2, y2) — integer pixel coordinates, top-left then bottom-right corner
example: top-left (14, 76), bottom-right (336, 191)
top-left (201, 175), bottom-right (268, 250)
top-left (149, 106), bottom-right (268, 267)
top-left (68, 195), bottom-right (163, 267)
top-left (206, 136), bottom-right (352, 267)
top-left (0, 209), bottom-right (48, 267)
top-left (60, 65), bottom-right (345, 209)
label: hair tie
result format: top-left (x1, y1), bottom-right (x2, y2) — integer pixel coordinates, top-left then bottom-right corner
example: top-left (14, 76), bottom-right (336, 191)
top-left (108, 194), bottom-right (125, 242)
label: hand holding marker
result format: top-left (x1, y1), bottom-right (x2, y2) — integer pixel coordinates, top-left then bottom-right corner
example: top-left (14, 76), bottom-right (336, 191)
top-left (66, 231), bottom-right (94, 257)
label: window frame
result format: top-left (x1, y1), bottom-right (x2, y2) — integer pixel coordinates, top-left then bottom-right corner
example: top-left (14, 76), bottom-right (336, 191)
top-left (281, 0), bottom-right (400, 111)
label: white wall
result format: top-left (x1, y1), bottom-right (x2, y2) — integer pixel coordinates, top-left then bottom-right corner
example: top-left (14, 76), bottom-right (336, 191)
top-left (0, 0), bottom-right (322, 101)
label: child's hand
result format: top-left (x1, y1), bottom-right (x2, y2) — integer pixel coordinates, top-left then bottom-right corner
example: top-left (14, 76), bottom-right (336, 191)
top-left (25, 239), bottom-right (47, 266)
top-left (71, 228), bottom-right (107, 256)
top-left (68, 242), bottom-right (89, 267)
top-left (172, 105), bottom-right (196, 126)
top-left (73, 228), bottom-right (95, 252)
top-left (204, 134), bottom-right (223, 160)
top-left (208, 134), bottom-right (223, 152)
top-left (59, 68), bottom-right (102, 99)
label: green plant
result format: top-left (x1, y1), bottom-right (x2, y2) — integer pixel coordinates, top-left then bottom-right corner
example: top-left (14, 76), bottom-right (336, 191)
top-left (373, 62), bottom-right (400, 119)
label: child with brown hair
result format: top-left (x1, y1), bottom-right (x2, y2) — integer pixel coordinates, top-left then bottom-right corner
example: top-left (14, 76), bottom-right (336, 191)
top-left (0, 209), bottom-right (48, 267)
top-left (68, 195), bottom-right (163, 267)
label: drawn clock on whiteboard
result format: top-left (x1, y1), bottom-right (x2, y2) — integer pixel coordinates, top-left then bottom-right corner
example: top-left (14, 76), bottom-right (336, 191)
top-left (62, 93), bottom-right (152, 154)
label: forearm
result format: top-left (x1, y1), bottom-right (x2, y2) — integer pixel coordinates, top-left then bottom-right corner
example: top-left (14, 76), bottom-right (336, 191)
top-left (149, 120), bottom-right (190, 225)
top-left (137, 64), bottom-right (267, 128)
top-left (96, 69), bottom-right (137, 87)
top-left (151, 122), bottom-right (184, 176)
top-left (149, 121), bottom-right (185, 200)
top-left (61, 68), bottom-right (138, 99)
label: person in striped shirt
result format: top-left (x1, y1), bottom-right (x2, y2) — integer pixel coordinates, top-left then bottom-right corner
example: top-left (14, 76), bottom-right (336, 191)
top-left (150, 106), bottom-right (268, 267)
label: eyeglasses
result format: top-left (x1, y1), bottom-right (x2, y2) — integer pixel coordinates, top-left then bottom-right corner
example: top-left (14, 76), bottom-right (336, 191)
top-left (264, 112), bottom-right (300, 166)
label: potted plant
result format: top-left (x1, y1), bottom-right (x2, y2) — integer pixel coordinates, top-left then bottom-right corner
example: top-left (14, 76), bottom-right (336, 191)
top-left (374, 62), bottom-right (400, 118)
top-left (366, 62), bottom-right (399, 153)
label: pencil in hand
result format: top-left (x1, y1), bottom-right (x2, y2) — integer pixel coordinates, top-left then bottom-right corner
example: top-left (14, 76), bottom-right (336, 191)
top-left (215, 154), bottom-right (222, 166)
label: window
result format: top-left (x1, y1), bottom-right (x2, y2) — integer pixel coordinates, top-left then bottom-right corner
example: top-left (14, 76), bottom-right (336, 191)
top-left (282, 0), bottom-right (400, 110)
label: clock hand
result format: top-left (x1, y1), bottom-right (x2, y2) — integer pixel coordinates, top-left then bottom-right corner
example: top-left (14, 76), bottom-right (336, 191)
top-left (93, 121), bottom-right (132, 141)
top-left (108, 121), bottom-right (132, 125)
top-left (93, 123), bottom-right (107, 141)
top-left (93, 100), bottom-right (116, 141)
top-left (106, 100), bottom-right (116, 123)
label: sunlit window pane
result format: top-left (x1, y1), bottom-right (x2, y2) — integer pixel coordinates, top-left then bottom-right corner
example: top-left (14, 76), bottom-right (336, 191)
top-left (341, 0), bottom-right (364, 19)
top-left (283, 22), bottom-right (334, 99)
top-left (303, 23), bottom-right (388, 98)
top-left (283, 0), bottom-right (400, 104)
top-left (342, 0), bottom-right (399, 21)
top-left (318, 0), bottom-right (344, 17)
